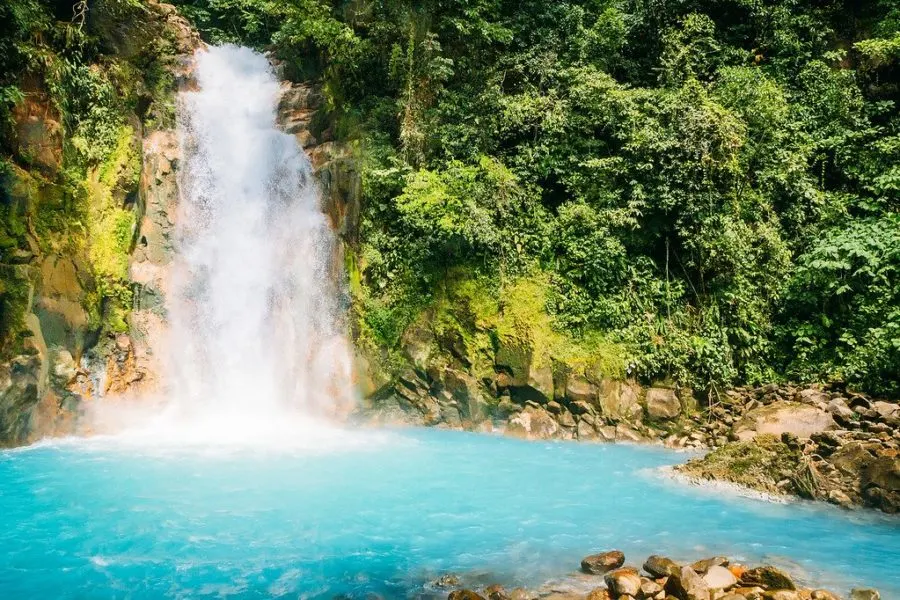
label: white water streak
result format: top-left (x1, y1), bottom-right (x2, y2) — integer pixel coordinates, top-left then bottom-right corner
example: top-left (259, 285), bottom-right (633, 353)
top-left (160, 45), bottom-right (355, 434)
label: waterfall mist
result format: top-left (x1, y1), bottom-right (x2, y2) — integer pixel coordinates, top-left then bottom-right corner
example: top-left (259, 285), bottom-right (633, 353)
top-left (157, 45), bottom-right (355, 438)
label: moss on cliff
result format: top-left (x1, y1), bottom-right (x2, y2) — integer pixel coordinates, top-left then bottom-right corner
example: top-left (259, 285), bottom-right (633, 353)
top-left (82, 125), bottom-right (140, 333)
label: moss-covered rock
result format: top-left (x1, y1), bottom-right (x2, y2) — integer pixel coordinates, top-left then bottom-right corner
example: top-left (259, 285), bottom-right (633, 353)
top-left (677, 434), bottom-right (805, 496)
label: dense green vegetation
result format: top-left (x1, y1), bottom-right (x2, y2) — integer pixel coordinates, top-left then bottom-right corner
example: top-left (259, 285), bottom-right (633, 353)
top-left (0, 0), bottom-right (178, 356)
top-left (172, 0), bottom-right (900, 394)
top-left (3, 1), bottom-right (898, 396)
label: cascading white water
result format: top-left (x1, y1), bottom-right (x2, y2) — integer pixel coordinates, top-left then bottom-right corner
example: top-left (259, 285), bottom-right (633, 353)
top-left (164, 45), bottom-right (355, 433)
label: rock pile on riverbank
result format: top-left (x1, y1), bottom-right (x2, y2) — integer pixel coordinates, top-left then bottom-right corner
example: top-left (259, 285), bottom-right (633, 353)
top-left (438, 550), bottom-right (879, 600)
top-left (677, 389), bottom-right (900, 513)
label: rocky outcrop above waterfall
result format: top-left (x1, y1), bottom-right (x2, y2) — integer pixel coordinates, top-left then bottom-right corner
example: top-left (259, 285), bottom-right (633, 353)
top-left (0, 1), bottom-right (200, 445)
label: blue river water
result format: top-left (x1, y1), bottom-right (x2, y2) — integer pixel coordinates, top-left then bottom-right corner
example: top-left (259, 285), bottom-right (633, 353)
top-left (1, 428), bottom-right (898, 598)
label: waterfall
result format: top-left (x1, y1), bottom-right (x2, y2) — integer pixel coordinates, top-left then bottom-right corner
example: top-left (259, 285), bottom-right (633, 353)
top-left (163, 45), bottom-right (355, 433)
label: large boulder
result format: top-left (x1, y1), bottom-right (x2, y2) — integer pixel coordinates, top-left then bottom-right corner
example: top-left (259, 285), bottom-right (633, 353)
top-left (507, 406), bottom-right (559, 440)
top-left (862, 457), bottom-right (900, 512)
top-left (702, 565), bottom-right (738, 590)
top-left (665, 566), bottom-right (710, 600)
top-left (645, 387), bottom-right (681, 420)
top-left (597, 379), bottom-right (643, 421)
top-left (643, 555), bottom-right (681, 578)
top-left (604, 567), bottom-right (642, 597)
top-left (565, 375), bottom-right (597, 404)
top-left (740, 566), bottom-right (796, 590)
top-left (581, 550), bottom-right (625, 574)
top-left (864, 457), bottom-right (900, 491)
top-left (872, 401), bottom-right (899, 420)
top-left (735, 401), bottom-right (835, 440)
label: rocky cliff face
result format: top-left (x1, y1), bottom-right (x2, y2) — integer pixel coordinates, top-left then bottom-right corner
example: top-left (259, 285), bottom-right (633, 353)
top-left (0, 1), bottom-right (200, 446)
top-left (274, 76), bottom-right (360, 246)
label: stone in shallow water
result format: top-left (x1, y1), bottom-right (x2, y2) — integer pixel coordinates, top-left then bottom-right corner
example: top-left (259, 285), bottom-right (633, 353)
top-left (484, 584), bottom-right (508, 600)
top-left (432, 574), bottom-right (461, 588)
top-left (643, 555), bottom-right (681, 578)
top-left (581, 550), bottom-right (625, 575)
top-left (850, 589), bottom-right (881, 600)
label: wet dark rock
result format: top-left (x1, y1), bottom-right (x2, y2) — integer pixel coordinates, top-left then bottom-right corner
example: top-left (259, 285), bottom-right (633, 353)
top-left (580, 550), bottom-right (625, 574)
top-left (448, 590), bottom-right (486, 600)
top-left (643, 555), bottom-right (681, 579)
top-left (740, 566), bottom-right (796, 590)
top-left (432, 574), bottom-right (462, 588)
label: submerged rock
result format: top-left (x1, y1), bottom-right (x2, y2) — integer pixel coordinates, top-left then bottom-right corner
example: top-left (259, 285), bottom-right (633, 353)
top-left (432, 574), bottom-right (462, 588)
top-left (849, 589), bottom-right (880, 600)
top-left (581, 550), bottom-right (625, 575)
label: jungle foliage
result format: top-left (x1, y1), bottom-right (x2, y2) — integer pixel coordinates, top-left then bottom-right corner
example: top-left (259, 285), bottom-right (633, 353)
top-left (170, 0), bottom-right (900, 394)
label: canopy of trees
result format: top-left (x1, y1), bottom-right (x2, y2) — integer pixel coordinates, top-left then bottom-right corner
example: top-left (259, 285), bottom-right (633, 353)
top-left (171, 0), bottom-right (900, 394)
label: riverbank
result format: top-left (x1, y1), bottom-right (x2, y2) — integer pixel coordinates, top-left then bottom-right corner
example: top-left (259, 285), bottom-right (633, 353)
top-left (432, 549), bottom-right (881, 600)
top-left (361, 383), bottom-right (900, 514)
